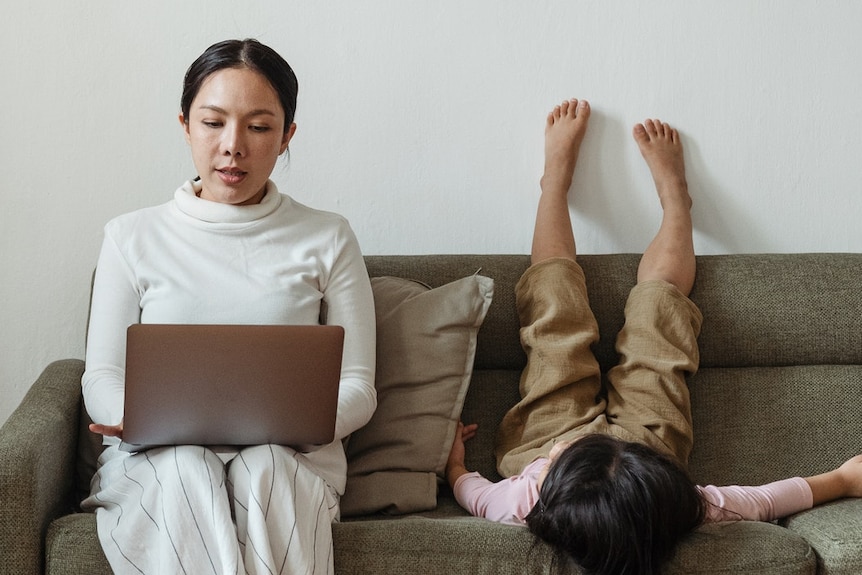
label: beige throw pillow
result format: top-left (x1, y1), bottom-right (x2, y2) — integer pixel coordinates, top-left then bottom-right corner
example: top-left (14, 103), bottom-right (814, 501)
top-left (340, 274), bottom-right (494, 516)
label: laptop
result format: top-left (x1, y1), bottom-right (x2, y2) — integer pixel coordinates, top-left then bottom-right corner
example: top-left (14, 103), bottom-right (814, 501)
top-left (120, 323), bottom-right (344, 452)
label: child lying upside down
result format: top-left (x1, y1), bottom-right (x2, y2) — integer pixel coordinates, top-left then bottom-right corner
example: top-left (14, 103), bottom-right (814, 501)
top-left (446, 98), bottom-right (862, 575)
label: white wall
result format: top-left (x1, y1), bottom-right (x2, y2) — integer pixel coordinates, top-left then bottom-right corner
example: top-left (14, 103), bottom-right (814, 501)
top-left (3, 0), bottom-right (861, 424)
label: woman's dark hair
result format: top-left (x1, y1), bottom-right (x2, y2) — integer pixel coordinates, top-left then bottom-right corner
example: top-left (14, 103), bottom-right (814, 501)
top-left (525, 434), bottom-right (705, 575)
top-left (181, 38), bottom-right (299, 132)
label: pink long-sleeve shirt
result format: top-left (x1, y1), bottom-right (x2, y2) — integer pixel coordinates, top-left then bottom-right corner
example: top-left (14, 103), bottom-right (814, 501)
top-left (453, 458), bottom-right (814, 526)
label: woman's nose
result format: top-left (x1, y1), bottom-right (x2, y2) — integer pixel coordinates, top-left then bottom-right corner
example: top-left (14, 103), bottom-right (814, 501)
top-left (221, 124), bottom-right (245, 157)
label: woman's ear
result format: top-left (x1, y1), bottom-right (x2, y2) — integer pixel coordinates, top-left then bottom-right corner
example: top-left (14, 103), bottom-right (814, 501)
top-left (179, 113), bottom-right (191, 143)
top-left (281, 122), bottom-right (297, 154)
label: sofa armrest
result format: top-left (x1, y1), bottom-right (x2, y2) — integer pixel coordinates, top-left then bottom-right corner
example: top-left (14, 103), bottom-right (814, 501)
top-left (0, 359), bottom-right (85, 575)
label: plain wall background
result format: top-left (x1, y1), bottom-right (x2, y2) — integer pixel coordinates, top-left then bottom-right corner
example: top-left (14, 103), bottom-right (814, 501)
top-left (3, 1), bottom-right (861, 425)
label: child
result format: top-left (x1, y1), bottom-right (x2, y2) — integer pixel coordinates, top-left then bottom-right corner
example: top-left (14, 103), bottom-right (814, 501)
top-left (445, 98), bottom-right (862, 575)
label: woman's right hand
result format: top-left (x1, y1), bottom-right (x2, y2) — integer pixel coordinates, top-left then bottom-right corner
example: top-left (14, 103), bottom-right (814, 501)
top-left (89, 420), bottom-right (124, 440)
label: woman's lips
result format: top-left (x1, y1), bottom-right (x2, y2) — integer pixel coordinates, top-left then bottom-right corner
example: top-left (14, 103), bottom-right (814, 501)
top-left (217, 168), bottom-right (247, 185)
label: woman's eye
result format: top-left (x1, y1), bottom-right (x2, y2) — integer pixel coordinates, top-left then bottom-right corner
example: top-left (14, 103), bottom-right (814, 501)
top-left (250, 125), bottom-right (271, 133)
top-left (202, 121), bottom-right (222, 128)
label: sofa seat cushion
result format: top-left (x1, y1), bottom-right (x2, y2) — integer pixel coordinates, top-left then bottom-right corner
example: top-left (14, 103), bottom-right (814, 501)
top-left (338, 517), bottom-right (816, 575)
top-left (668, 521), bottom-right (816, 574)
top-left (784, 498), bottom-right (862, 574)
top-left (47, 510), bottom-right (816, 575)
top-left (336, 518), bottom-right (818, 575)
top-left (334, 516), bottom-right (559, 574)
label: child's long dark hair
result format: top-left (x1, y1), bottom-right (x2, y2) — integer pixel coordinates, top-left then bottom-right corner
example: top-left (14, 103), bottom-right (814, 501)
top-left (525, 434), bottom-right (705, 575)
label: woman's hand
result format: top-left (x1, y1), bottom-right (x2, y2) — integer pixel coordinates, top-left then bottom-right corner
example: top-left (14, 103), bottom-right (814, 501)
top-left (89, 420), bottom-right (124, 440)
top-left (445, 422), bottom-right (478, 488)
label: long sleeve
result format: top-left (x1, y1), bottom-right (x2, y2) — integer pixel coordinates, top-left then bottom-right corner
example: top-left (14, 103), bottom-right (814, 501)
top-left (320, 219), bottom-right (376, 440)
top-left (452, 459), bottom-right (545, 525)
top-left (699, 477), bottom-right (814, 523)
top-left (82, 229), bottom-right (142, 431)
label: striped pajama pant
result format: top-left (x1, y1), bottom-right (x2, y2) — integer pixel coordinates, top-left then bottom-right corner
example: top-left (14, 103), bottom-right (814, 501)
top-left (83, 444), bottom-right (338, 575)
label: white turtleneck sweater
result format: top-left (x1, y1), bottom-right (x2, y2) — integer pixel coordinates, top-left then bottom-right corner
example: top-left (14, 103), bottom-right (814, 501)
top-left (82, 179), bottom-right (376, 492)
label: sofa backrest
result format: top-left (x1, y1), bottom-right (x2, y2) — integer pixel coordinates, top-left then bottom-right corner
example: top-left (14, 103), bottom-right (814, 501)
top-left (77, 254), bottom-right (862, 502)
top-left (365, 254), bottom-right (862, 486)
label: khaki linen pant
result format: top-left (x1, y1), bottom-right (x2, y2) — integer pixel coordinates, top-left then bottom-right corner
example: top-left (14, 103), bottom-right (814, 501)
top-left (496, 258), bottom-right (703, 478)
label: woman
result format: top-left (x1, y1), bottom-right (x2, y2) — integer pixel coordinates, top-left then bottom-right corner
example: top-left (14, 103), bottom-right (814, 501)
top-left (446, 98), bottom-right (862, 575)
top-left (82, 39), bottom-right (376, 575)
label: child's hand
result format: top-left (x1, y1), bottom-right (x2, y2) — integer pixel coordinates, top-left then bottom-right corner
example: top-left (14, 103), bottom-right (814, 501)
top-left (836, 454), bottom-right (862, 498)
top-left (445, 422), bottom-right (478, 487)
top-left (807, 453), bottom-right (862, 505)
top-left (448, 422), bottom-right (478, 466)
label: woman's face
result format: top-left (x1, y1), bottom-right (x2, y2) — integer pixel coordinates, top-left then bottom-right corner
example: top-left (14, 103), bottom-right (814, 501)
top-left (180, 67), bottom-right (296, 205)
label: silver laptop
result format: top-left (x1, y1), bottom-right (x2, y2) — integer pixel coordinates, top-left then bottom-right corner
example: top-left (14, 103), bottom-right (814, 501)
top-left (120, 323), bottom-right (344, 452)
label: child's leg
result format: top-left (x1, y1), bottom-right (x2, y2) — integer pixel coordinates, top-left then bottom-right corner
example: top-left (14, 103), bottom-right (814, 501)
top-left (605, 120), bottom-right (702, 466)
top-left (634, 120), bottom-right (695, 295)
top-left (530, 99), bottom-right (589, 264)
top-left (496, 100), bottom-right (608, 477)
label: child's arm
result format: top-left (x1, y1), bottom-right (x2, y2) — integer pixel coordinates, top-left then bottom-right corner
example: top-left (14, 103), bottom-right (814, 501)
top-left (702, 454), bottom-right (862, 523)
top-left (804, 454), bottom-right (862, 505)
top-left (445, 422), bottom-right (543, 525)
top-left (446, 421), bottom-right (478, 489)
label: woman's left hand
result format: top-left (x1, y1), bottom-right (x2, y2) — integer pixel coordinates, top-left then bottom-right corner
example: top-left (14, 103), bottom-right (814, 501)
top-left (89, 420), bottom-right (124, 440)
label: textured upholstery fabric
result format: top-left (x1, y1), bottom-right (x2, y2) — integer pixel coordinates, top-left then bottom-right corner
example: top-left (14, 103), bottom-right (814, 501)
top-left (4, 254), bottom-right (862, 574)
top-left (45, 513), bottom-right (110, 574)
top-left (783, 499), bottom-right (862, 575)
top-left (689, 365), bottom-right (862, 486)
top-left (341, 274), bottom-right (493, 516)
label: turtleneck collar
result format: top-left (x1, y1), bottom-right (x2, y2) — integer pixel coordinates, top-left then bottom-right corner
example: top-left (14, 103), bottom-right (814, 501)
top-left (174, 179), bottom-right (283, 224)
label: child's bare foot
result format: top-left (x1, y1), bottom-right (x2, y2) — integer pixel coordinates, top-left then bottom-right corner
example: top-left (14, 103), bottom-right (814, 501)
top-left (634, 119), bottom-right (695, 294)
top-left (633, 119), bottom-right (691, 210)
top-left (541, 99), bottom-right (591, 195)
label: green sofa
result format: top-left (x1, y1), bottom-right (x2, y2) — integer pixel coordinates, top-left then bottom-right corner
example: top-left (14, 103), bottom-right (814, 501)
top-left (3, 253), bottom-right (862, 574)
